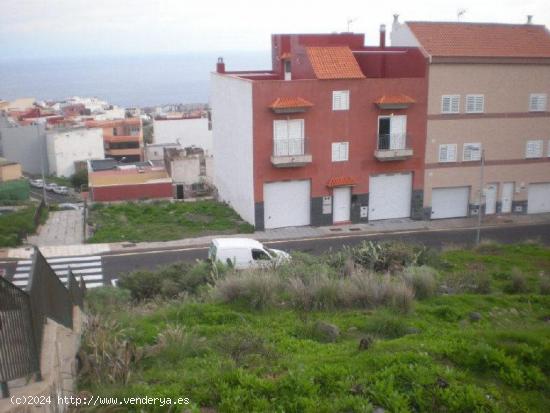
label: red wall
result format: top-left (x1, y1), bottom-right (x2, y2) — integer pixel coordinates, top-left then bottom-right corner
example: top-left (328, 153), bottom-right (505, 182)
top-left (252, 76), bottom-right (428, 202)
top-left (91, 182), bottom-right (173, 202)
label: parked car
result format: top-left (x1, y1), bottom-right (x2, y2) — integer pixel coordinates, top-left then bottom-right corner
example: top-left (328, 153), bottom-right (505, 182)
top-left (53, 186), bottom-right (69, 195)
top-left (45, 183), bottom-right (58, 191)
top-left (29, 179), bottom-right (44, 188)
top-left (208, 238), bottom-right (290, 269)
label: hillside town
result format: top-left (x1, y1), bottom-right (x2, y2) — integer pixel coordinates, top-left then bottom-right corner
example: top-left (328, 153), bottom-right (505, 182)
top-left (1, 13), bottom-right (550, 412)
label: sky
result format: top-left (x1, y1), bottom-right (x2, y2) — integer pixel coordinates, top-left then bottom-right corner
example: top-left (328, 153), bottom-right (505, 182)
top-left (1, 0), bottom-right (550, 59)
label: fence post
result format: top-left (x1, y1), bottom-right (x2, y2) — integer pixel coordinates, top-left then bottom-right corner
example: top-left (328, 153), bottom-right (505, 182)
top-left (1, 381), bottom-right (9, 398)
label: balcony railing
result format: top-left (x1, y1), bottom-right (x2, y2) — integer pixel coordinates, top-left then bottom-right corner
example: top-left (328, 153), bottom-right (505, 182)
top-left (375, 133), bottom-right (413, 161)
top-left (271, 138), bottom-right (312, 167)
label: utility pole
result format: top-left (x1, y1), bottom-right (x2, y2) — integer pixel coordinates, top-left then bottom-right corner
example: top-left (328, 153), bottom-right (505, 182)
top-left (38, 123), bottom-right (47, 205)
top-left (475, 149), bottom-right (485, 246)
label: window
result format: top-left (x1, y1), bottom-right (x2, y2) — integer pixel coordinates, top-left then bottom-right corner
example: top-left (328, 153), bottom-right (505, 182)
top-left (465, 95), bottom-right (484, 113)
top-left (441, 95), bottom-right (460, 114)
top-left (252, 249), bottom-right (271, 261)
top-left (463, 143), bottom-right (482, 161)
top-left (273, 119), bottom-right (304, 156)
top-left (332, 142), bottom-right (349, 162)
top-left (529, 94), bottom-right (547, 112)
top-left (525, 140), bottom-right (543, 158)
top-left (438, 144), bottom-right (457, 162)
top-left (332, 90), bottom-right (350, 111)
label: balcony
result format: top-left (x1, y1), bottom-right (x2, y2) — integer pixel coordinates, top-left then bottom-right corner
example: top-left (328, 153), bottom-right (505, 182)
top-left (270, 138), bottom-right (312, 167)
top-left (374, 133), bottom-right (413, 161)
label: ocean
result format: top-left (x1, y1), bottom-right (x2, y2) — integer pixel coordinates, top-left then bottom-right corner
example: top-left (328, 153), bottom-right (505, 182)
top-left (0, 51), bottom-right (270, 107)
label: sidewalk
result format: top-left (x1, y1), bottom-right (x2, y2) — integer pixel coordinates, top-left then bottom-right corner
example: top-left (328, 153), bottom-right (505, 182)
top-left (3, 213), bottom-right (550, 260)
top-left (27, 210), bottom-right (84, 246)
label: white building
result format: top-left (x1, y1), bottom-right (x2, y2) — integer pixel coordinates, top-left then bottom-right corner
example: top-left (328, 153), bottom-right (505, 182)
top-left (153, 117), bottom-right (213, 154)
top-left (47, 128), bottom-right (104, 177)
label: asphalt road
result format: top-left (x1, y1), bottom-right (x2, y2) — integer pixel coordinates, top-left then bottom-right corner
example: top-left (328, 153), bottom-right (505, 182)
top-left (100, 223), bottom-right (550, 284)
top-left (2, 223), bottom-right (549, 286)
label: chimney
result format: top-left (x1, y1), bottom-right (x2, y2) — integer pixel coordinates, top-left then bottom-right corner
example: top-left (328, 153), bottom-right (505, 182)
top-left (216, 57), bottom-right (225, 73)
top-left (379, 24), bottom-right (386, 48)
top-left (526, 15), bottom-right (533, 24)
top-left (393, 14), bottom-right (399, 24)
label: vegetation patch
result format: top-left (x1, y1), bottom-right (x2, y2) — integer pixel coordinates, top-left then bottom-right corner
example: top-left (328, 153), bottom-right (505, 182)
top-left (80, 242), bottom-right (550, 412)
top-left (0, 203), bottom-right (48, 247)
top-left (87, 200), bottom-right (255, 243)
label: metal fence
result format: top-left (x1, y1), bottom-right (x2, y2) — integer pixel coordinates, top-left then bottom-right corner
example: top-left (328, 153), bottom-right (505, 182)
top-left (0, 248), bottom-right (86, 398)
top-left (0, 277), bottom-right (40, 385)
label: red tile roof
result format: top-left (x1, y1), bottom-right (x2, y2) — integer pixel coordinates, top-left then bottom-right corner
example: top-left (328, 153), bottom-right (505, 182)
top-left (407, 22), bottom-right (550, 58)
top-left (374, 95), bottom-right (416, 105)
top-left (327, 176), bottom-right (357, 187)
top-left (280, 52), bottom-right (292, 59)
top-left (269, 97), bottom-right (314, 109)
top-left (306, 47), bottom-right (365, 79)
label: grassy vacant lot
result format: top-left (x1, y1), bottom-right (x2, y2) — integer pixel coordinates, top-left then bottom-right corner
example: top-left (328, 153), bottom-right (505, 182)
top-left (81, 242), bottom-right (550, 412)
top-left (87, 200), bottom-right (254, 243)
top-left (0, 203), bottom-right (48, 247)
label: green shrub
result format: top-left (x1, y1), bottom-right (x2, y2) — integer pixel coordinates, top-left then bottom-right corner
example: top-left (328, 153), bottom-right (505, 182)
top-left (363, 315), bottom-right (410, 339)
top-left (540, 277), bottom-right (550, 295)
top-left (349, 240), bottom-right (428, 272)
top-left (70, 168), bottom-right (88, 190)
top-left (506, 268), bottom-right (529, 294)
top-left (0, 179), bottom-right (30, 201)
top-left (212, 270), bottom-right (282, 310)
top-left (403, 265), bottom-right (438, 299)
top-left (86, 286), bottom-right (132, 315)
top-left (215, 330), bottom-right (275, 366)
top-left (118, 269), bottom-right (163, 300)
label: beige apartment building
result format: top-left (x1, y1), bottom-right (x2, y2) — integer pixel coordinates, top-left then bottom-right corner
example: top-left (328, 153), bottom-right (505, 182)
top-left (392, 18), bottom-right (550, 218)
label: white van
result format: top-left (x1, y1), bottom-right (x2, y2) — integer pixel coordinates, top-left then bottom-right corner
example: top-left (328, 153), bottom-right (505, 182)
top-left (208, 238), bottom-right (290, 270)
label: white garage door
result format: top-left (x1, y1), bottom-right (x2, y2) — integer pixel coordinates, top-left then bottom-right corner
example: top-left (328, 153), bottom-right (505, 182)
top-left (264, 180), bottom-right (310, 229)
top-left (528, 183), bottom-right (550, 214)
top-left (369, 173), bottom-right (412, 220)
top-left (431, 187), bottom-right (469, 219)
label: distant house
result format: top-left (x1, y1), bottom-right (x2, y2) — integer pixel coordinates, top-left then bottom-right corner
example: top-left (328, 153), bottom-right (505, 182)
top-left (153, 117), bottom-right (213, 155)
top-left (0, 158), bottom-right (22, 182)
top-left (0, 112), bottom-right (48, 175)
top-left (163, 147), bottom-right (213, 199)
top-left (88, 159), bottom-right (172, 202)
top-left (145, 142), bottom-right (180, 161)
top-left (46, 128), bottom-right (104, 177)
top-left (211, 29), bottom-right (428, 229)
top-left (391, 17), bottom-right (550, 217)
top-left (85, 118), bottom-right (144, 162)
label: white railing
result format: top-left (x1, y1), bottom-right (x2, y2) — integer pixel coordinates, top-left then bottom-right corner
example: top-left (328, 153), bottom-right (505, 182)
top-left (377, 133), bottom-right (409, 150)
top-left (273, 138), bottom-right (307, 157)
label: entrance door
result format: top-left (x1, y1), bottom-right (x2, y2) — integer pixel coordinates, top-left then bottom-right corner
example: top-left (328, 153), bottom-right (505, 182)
top-left (333, 187), bottom-right (351, 223)
top-left (485, 184), bottom-right (497, 215)
top-left (501, 182), bottom-right (514, 213)
top-left (176, 184), bottom-right (184, 200)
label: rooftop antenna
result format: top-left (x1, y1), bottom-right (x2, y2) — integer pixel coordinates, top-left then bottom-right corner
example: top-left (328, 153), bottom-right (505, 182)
top-left (347, 17), bottom-right (358, 32)
top-left (457, 9), bottom-right (467, 21)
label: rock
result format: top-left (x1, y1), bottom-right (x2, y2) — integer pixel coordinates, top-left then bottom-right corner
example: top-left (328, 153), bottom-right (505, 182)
top-left (313, 321), bottom-right (340, 342)
top-left (347, 326), bottom-right (358, 333)
top-left (469, 312), bottom-right (482, 322)
top-left (358, 335), bottom-right (374, 351)
top-left (436, 377), bottom-right (449, 388)
top-left (405, 327), bottom-right (421, 335)
top-left (373, 407), bottom-right (385, 413)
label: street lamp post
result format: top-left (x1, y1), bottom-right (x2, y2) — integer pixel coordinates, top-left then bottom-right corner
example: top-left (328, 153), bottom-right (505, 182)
top-left (475, 149), bottom-right (485, 246)
top-left (38, 123), bottom-right (47, 205)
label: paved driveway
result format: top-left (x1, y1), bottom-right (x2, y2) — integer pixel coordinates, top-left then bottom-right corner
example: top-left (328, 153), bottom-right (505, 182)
top-left (27, 210), bottom-right (84, 246)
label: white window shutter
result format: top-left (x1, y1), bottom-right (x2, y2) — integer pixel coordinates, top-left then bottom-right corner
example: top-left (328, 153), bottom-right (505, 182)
top-left (529, 94), bottom-right (547, 112)
top-left (332, 143), bottom-right (340, 161)
top-left (466, 95), bottom-right (484, 113)
top-left (288, 119), bottom-right (304, 140)
top-left (342, 142), bottom-right (349, 161)
top-left (332, 91), bottom-right (350, 111)
top-left (442, 95), bottom-right (460, 113)
top-left (439, 144), bottom-right (457, 162)
top-left (525, 140), bottom-right (543, 158)
top-left (273, 120), bottom-right (288, 140)
top-left (441, 96), bottom-right (451, 113)
top-left (451, 96), bottom-right (460, 113)
top-left (463, 143), bottom-right (481, 161)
